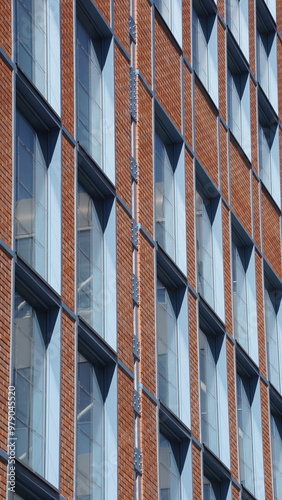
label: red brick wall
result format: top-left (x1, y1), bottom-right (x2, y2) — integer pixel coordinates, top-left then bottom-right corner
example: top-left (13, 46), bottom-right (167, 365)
top-left (189, 291), bottom-right (200, 440)
top-left (115, 45), bottom-right (132, 208)
top-left (61, 0), bottom-right (75, 136)
top-left (0, 55), bottom-right (13, 499)
top-left (136, 0), bottom-right (152, 88)
top-left (61, 136), bottom-right (76, 311)
top-left (217, 0), bottom-right (226, 22)
top-left (220, 124), bottom-right (229, 203)
top-left (260, 380), bottom-right (273, 500)
top-left (186, 151), bottom-right (196, 289)
top-left (0, 458), bottom-right (7, 498)
top-left (250, 79), bottom-right (258, 174)
top-left (261, 189), bottom-right (281, 277)
top-left (277, 32), bottom-right (282, 121)
top-left (195, 82), bottom-right (219, 187)
top-left (222, 203), bottom-right (233, 335)
top-left (0, 251), bottom-right (12, 463)
top-left (232, 483), bottom-right (241, 500)
top-left (227, 337), bottom-right (239, 481)
top-left (182, 0), bottom-right (191, 62)
top-left (0, 0), bottom-right (12, 58)
top-left (218, 20), bottom-right (227, 122)
top-left (0, 61), bottom-right (13, 248)
top-left (94, 0), bottom-right (111, 26)
top-left (140, 395), bottom-right (158, 499)
top-left (192, 443), bottom-right (202, 499)
top-left (256, 252), bottom-right (267, 377)
top-left (249, 0), bottom-right (256, 76)
top-left (114, 0), bottom-right (130, 54)
top-left (60, 311), bottom-right (76, 499)
top-left (184, 64), bottom-right (193, 148)
top-left (155, 15), bottom-right (182, 131)
top-left (230, 139), bottom-right (252, 236)
top-left (253, 176), bottom-right (262, 250)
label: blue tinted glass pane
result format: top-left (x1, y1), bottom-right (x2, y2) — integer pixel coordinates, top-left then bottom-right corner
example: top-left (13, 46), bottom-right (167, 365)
top-left (16, 374), bottom-right (30, 424)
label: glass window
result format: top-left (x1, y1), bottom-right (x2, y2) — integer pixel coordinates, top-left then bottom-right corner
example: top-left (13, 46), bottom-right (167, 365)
top-left (15, 111), bottom-right (47, 279)
top-left (17, 0), bottom-right (47, 95)
top-left (203, 475), bottom-right (221, 500)
top-left (232, 242), bottom-right (248, 350)
top-left (155, 0), bottom-right (182, 45)
top-left (77, 184), bottom-right (104, 335)
top-left (77, 21), bottom-right (102, 167)
top-left (157, 280), bottom-right (178, 414)
top-left (232, 238), bottom-right (257, 359)
top-left (256, 3), bottom-right (278, 111)
top-left (237, 373), bottom-right (255, 494)
top-left (76, 352), bottom-right (104, 500)
top-left (159, 433), bottom-right (181, 500)
top-left (193, 2), bottom-right (218, 105)
top-left (196, 190), bottom-right (214, 307)
top-left (259, 112), bottom-right (278, 196)
top-left (226, 0), bottom-right (249, 59)
top-left (200, 330), bottom-right (219, 456)
top-left (14, 293), bottom-right (46, 476)
top-left (155, 132), bottom-right (176, 260)
top-left (265, 280), bottom-right (282, 392)
top-left (258, 101), bottom-right (280, 205)
top-left (196, 183), bottom-right (225, 321)
top-left (271, 411), bottom-right (282, 500)
top-left (227, 57), bottom-right (251, 157)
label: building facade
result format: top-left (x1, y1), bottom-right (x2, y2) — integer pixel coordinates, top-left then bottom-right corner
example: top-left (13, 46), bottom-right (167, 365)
top-left (0, 0), bottom-right (282, 499)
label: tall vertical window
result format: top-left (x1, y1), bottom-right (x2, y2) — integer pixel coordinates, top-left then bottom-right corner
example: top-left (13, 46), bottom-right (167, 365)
top-left (203, 475), bottom-right (221, 500)
top-left (77, 21), bottom-right (102, 166)
top-left (155, 132), bottom-right (176, 260)
top-left (76, 353), bottom-right (104, 500)
top-left (200, 330), bottom-right (218, 456)
top-left (196, 190), bottom-right (213, 306)
top-left (227, 52), bottom-right (251, 157)
top-left (155, 0), bottom-right (182, 45)
top-left (159, 433), bottom-right (181, 500)
top-left (16, 0), bottom-right (61, 113)
top-left (14, 293), bottom-right (46, 476)
top-left (192, 1), bottom-right (218, 105)
top-left (196, 182), bottom-right (224, 320)
top-left (232, 235), bottom-right (258, 361)
top-left (155, 113), bottom-right (187, 274)
top-left (265, 279), bottom-right (282, 391)
top-left (157, 280), bottom-right (178, 414)
top-left (237, 373), bottom-right (255, 494)
top-left (258, 101), bottom-right (280, 205)
top-left (226, 0), bottom-right (249, 59)
top-left (77, 184), bottom-right (103, 335)
top-left (13, 287), bottom-right (61, 486)
top-left (271, 411), bottom-right (282, 500)
top-left (257, 17), bottom-right (277, 111)
top-left (17, 0), bottom-right (47, 95)
top-left (232, 243), bottom-right (248, 350)
top-left (263, 0), bottom-right (276, 19)
top-left (15, 111), bottom-right (47, 279)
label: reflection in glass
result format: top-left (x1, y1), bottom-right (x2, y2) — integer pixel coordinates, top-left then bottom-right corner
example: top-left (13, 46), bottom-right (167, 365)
top-left (159, 433), bottom-right (180, 500)
top-left (157, 280), bottom-right (178, 414)
top-left (15, 112), bottom-right (47, 278)
top-left (76, 353), bottom-right (104, 500)
top-left (77, 21), bottom-right (102, 166)
top-left (77, 185), bottom-right (103, 335)
top-left (14, 293), bottom-right (46, 476)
